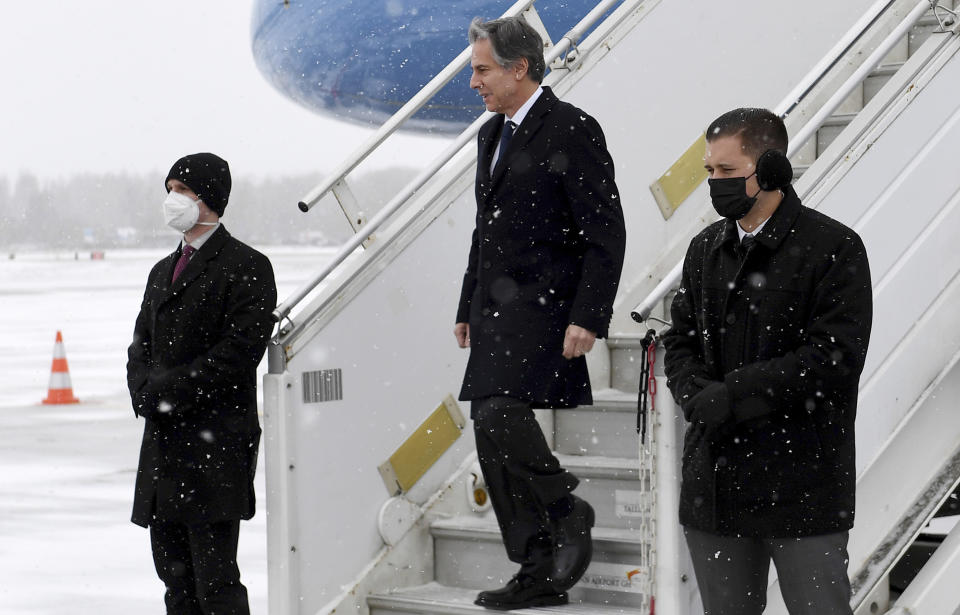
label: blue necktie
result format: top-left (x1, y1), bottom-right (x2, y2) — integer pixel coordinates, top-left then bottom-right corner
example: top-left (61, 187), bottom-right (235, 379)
top-left (494, 120), bottom-right (516, 170)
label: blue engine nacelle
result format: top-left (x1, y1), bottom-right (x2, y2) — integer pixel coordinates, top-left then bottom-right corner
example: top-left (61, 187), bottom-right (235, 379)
top-left (251, 0), bottom-right (605, 134)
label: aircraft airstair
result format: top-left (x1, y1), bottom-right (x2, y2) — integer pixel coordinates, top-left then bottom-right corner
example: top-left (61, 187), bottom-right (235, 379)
top-left (263, 1), bottom-right (960, 613)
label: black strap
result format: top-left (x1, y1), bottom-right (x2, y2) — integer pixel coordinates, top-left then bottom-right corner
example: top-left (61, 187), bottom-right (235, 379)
top-left (637, 328), bottom-right (657, 442)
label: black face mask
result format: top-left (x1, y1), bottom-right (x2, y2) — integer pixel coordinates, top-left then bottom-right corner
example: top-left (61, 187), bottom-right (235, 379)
top-left (708, 172), bottom-right (761, 220)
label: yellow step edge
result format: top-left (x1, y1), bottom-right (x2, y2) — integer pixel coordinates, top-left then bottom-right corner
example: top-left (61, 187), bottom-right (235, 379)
top-left (649, 132), bottom-right (708, 219)
top-left (378, 395), bottom-right (466, 496)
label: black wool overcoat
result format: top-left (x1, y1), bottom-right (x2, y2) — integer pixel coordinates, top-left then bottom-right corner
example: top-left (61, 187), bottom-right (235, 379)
top-left (127, 225), bottom-right (277, 527)
top-left (457, 87), bottom-right (626, 408)
top-left (663, 187), bottom-right (873, 537)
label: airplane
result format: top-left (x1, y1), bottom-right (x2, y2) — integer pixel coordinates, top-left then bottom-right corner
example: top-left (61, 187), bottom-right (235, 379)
top-left (251, 0), bottom-right (608, 133)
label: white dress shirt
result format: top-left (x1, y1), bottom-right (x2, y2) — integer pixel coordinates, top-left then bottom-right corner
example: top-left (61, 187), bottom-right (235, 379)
top-left (181, 222), bottom-right (220, 252)
top-left (737, 217), bottom-right (769, 243)
top-left (490, 86), bottom-right (544, 175)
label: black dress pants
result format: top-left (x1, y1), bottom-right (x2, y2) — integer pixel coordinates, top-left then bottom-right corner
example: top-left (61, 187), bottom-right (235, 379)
top-left (150, 518), bottom-right (249, 615)
top-left (472, 396), bottom-right (579, 581)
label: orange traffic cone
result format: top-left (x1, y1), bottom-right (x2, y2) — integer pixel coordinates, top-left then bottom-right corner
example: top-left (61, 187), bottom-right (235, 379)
top-left (42, 330), bottom-right (80, 404)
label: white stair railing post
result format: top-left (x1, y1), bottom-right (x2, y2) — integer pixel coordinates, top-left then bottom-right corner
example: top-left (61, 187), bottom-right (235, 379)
top-left (331, 178), bottom-right (374, 246)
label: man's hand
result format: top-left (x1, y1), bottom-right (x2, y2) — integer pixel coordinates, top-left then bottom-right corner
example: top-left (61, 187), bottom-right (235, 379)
top-left (454, 322), bottom-right (470, 348)
top-left (684, 377), bottom-right (732, 432)
top-left (562, 324), bottom-right (597, 360)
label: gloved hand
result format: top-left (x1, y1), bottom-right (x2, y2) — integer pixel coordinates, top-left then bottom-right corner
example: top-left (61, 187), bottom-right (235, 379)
top-left (132, 372), bottom-right (175, 421)
top-left (132, 388), bottom-right (161, 421)
top-left (684, 377), bottom-right (732, 432)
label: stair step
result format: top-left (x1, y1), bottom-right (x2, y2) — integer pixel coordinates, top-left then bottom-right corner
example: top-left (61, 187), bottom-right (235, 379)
top-left (816, 123), bottom-right (847, 157)
top-left (431, 517), bottom-right (648, 607)
top-left (864, 62), bottom-right (905, 105)
top-left (820, 111), bottom-right (860, 128)
top-left (591, 388), bottom-right (640, 406)
top-left (556, 453), bottom-right (647, 530)
top-left (558, 453), bottom-right (639, 480)
top-left (432, 516), bottom-right (645, 554)
top-left (368, 582), bottom-right (646, 615)
top-left (608, 337), bottom-right (650, 391)
top-left (557, 389), bottom-right (639, 459)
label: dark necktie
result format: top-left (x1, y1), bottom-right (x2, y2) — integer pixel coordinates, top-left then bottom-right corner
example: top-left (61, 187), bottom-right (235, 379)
top-left (172, 244), bottom-right (195, 282)
top-left (494, 120), bottom-right (516, 170)
top-left (739, 235), bottom-right (756, 260)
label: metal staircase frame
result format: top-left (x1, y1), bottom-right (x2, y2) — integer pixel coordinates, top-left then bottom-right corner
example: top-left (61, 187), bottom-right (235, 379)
top-left (261, 0), bottom-right (960, 612)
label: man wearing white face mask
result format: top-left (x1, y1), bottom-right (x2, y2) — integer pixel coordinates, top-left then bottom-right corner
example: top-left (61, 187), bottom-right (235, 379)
top-left (127, 152), bottom-right (277, 615)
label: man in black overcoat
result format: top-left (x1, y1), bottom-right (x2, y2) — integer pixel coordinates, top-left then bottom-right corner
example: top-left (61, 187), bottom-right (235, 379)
top-left (455, 16), bottom-right (626, 610)
top-left (127, 152), bottom-right (277, 615)
top-left (663, 109), bottom-right (873, 614)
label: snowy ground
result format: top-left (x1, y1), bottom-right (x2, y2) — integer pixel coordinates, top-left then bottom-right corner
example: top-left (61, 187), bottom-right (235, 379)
top-left (0, 246), bottom-right (332, 614)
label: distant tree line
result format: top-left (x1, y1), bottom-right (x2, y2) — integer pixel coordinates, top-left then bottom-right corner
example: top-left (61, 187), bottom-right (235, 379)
top-left (0, 167), bottom-right (418, 251)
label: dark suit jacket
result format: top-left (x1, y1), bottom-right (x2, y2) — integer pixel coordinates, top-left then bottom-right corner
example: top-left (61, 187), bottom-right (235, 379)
top-left (127, 225), bottom-right (277, 527)
top-left (457, 86), bottom-right (626, 408)
top-left (663, 187), bottom-right (873, 537)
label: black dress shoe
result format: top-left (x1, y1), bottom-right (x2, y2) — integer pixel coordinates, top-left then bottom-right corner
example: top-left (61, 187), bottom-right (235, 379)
top-left (474, 574), bottom-right (568, 610)
top-left (551, 495), bottom-right (595, 590)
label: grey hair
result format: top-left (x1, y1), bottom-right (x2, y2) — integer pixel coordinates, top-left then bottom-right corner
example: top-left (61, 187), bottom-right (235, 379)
top-left (468, 16), bottom-right (546, 84)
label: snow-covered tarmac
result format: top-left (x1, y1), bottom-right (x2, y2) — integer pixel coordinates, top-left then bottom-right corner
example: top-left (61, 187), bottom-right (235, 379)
top-left (0, 246), bottom-right (331, 614)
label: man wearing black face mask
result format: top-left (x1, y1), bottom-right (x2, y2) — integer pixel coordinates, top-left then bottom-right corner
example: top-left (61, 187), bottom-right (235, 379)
top-left (663, 109), bottom-right (873, 615)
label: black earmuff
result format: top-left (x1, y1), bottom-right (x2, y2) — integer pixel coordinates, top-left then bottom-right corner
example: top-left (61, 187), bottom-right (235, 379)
top-left (756, 149), bottom-right (793, 191)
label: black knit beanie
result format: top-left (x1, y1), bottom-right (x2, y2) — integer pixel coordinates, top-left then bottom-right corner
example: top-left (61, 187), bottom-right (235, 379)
top-left (165, 153), bottom-right (231, 216)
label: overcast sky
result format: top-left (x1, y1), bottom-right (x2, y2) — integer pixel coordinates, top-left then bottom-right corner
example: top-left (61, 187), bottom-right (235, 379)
top-left (0, 1), bottom-right (446, 183)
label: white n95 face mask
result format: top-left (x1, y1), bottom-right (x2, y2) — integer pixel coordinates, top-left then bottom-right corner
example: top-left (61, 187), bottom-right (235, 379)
top-left (162, 191), bottom-right (216, 233)
top-left (163, 191), bottom-right (200, 232)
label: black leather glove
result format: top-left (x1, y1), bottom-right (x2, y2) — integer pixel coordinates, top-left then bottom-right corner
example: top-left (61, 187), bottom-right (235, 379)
top-left (133, 372), bottom-right (173, 421)
top-left (133, 388), bottom-right (161, 421)
top-left (685, 377), bottom-right (732, 431)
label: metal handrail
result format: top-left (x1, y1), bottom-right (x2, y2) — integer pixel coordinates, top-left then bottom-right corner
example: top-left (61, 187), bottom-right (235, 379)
top-left (295, 0), bottom-right (535, 214)
top-left (775, 0), bottom-right (897, 118)
top-left (273, 0), bottom-right (629, 324)
top-left (630, 0), bottom-right (933, 324)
